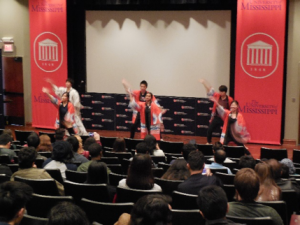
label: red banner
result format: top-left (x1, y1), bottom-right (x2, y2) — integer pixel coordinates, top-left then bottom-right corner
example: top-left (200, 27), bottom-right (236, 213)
top-left (235, 0), bottom-right (286, 144)
top-left (30, 0), bottom-right (68, 129)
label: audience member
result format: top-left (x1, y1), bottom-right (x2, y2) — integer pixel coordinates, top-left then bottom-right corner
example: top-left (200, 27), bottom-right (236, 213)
top-left (115, 194), bottom-right (172, 225)
top-left (177, 151), bottom-right (222, 195)
top-left (255, 162), bottom-right (281, 201)
top-left (227, 168), bottom-right (283, 225)
top-left (47, 201), bottom-right (89, 225)
top-left (161, 159), bottom-right (190, 180)
top-left (112, 137), bottom-right (127, 153)
top-left (66, 136), bottom-right (89, 163)
top-left (37, 134), bottom-right (53, 152)
top-left (198, 185), bottom-right (239, 224)
top-left (280, 158), bottom-right (296, 175)
top-left (208, 142), bottom-right (234, 163)
top-left (182, 143), bottom-right (197, 161)
top-left (144, 134), bottom-right (165, 156)
top-left (0, 181), bottom-right (33, 225)
top-left (83, 132), bottom-right (102, 150)
top-left (2, 129), bottom-right (16, 150)
top-left (118, 154), bottom-right (162, 191)
top-left (281, 164), bottom-right (290, 178)
top-left (74, 135), bottom-right (89, 159)
top-left (27, 132), bottom-right (46, 160)
top-left (77, 143), bottom-right (111, 175)
top-left (43, 141), bottom-right (77, 179)
top-left (238, 155), bottom-right (256, 169)
top-left (54, 128), bottom-right (65, 141)
top-left (11, 147), bottom-right (64, 195)
top-left (205, 149), bottom-right (232, 174)
top-left (0, 133), bottom-right (17, 162)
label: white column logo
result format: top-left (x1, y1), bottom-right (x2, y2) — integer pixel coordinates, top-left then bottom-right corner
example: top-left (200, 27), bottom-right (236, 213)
top-left (38, 39), bottom-right (58, 61)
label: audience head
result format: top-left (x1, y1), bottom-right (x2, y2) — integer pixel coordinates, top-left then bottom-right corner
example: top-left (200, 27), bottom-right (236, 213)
top-left (212, 142), bottom-right (224, 151)
top-left (182, 143), bottom-right (197, 161)
top-left (239, 155), bottom-right (256, 169)
top-left (74, 135), bottom-right (83, 150)
top-left (267, 159), bottom-right (282, 180)
top-left (254, 162), bottom-right (273, 183)
top-left (54, 128), bottom-right (65, 141)
top-left (37, 134), bottom-right (53, 152)
top-left (47, 201), bottom-right (89, 225)
top-left (144, 135), bottom-right (157, 154)
top-left (66, 136), bottom-right (79, 153)
top-left (135, 142), bottom-right (149, 154)
top-left (2, 129), bottom-right (14, 141)
top-left (130, 194), bottom-right (172, 225)
top-left (26, 132), bottom-right (40, 149)
top-left (0, 181), bottom-right (33, 224)
top-left (161, 159), bottom-right (190, 180)
top-left (197, 185), bottom-right (228, 220)
top-left (0, 134), bottom-right (12, 148)
top-left (86, 161), bottom-right (108, 184)
top-left (234, 168), bottom-right (260, 202)
top-left (126, 154), bottom-right (154, 190)
top-left (88, 143), bottom-right (102, 159)
top-left (52, 141), bottom-right (73, 163)
top-left (187, 150), bottom-right (205, 172)
top-left (112, 137), bottom-right (126, 152)
top-left (281, 164), bottom-right (290, 178)
top-left (214, 150), bottom-right (226, 164)
top-left (280, 158), bottom-right (295, 174)
top-left (83, 137), bottom-right (96, 150)
top-left (18, 147), bottom-right (37, 169)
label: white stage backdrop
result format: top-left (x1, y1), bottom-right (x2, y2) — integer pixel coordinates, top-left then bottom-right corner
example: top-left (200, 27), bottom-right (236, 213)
top-left (86, 11), bottom-right (231, 97)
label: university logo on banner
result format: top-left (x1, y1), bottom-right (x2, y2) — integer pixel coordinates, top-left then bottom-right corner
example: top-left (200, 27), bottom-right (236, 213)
top-left (241, 33), bottom-right (279, 79)
top-left (33, 32), bottom-right (63, 73)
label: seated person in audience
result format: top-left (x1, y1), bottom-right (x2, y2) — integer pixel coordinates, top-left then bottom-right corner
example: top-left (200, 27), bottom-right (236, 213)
top-left (177, 151), bottom-right (222, 195)
top-left (112, 137), bottom-right (127, 153)
top-left (83, 132), bottom-right (102, 150)
top-left (0, 133), bottom-right (17, 163)
top-left (10, 147), bottom-right (64, 195)
top-left (77, 143), bottom-right (111, 175)
top-left (27, 132), bottom-right (47, 160)
top-left (118, 154), bottom-right (162, 191)
top-left (281, 164), bottom-right (290, 178)
top-left (207, 142), bottom-right (234, 163)
top-left (54, 128), bottom-right (66, 142)
top-left (74, 135), bottom-right (89, 159)
top-left (66, 136), bottom-right (89, 163)
top-left (2, 129), bottom-right (17, 150)
top-left (198, 185), bottom-right (239, 225)
top-left (227, 168), bottom-right (283, 225)
top-left (144, 134), bottom-right (165, 156)
top-left (161, 158), bottom-right (190, 180)
top-left (0, 181), bottom-right (33, 225)
top-left (238, 155), bottom-right (256, 169)
top-left (37, 134), bottom-right (53, 152)
top-left (47, 201), bottom-right (89, 225)
top-left (170, 143), bottom-right (197, 165)
top-left (205, 149), bottom-right (232, 174)
top-left (43, 141), bottom-right (77, 179)
top-left (280, 158), bottom-right (297, 176)
top-left (255, 162), bottom-right (281, 201)
top-left (115, 194), bottom-right (172, 225)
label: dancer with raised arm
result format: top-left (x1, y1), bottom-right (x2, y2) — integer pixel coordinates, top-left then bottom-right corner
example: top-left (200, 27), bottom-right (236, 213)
top-left (42, 87), bottom-right (78, 135)
top-left (199, 79), bottom-right (233, 144)
top-left (122, 79), bottom-right (164, 139)
top-left (126, 86), bottom-right (162, 140)
top-left (46, 78), bottom-right (88, 135)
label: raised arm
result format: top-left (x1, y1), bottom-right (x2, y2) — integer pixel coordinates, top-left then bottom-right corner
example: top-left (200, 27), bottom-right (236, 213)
top-left (199, 78), bottom-right (212, 93)
top-left (209, 96), bottom-right (228, 120)
top-left (122, 79), bottom-right (131, 94)
top-left (42, 87), bottom-right (57, 105)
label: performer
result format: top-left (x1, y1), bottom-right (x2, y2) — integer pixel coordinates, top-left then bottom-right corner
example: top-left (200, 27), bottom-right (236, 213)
top-left (210, 97), bottom-right (250, 146)
top-left (46, 78), bottom-right (88, 135)
top-left (128, 90), bottom-right (162, 140)
top-left (199, 79), bottom-right (233, 144)
top-left (42, 87), bottom-right (78, 135)
top-left (122, 79), bottom-right (164, 139)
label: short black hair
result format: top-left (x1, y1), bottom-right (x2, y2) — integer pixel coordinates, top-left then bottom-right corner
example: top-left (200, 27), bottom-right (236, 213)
top-left (88, 143), bottom-right (102, 158)
top-left (218, 85), bottom-right (228, 93)
top-left (197, 185), bottom-right (228, 220)
top-left (52, 141), bottom-right (73, 163)
top-left (0, 181), bottom-right (33, 223)
top-left (182, 144), bottom-right (197, 161)
top-left (55, 128), bottom-right (65, 141)
top-left (27, 132), bottom-right (40, 148)
top-left (136, 142), bottom-right (149, 154)
top-left (66, 78), bottom-right (74, 86)
top-left (140, 80), bottom-right (148, 87)
top-left (214, 150), bottom-right (226, 164)
top-left (0, 134), bottom-right (12, 145)
top-left (47, 201), bottom-right (89, 225)
top-left (86, 161), bottom-right (108, 184)
top-left (18, 147), bottom-right (37, 169)
top-left (66, 136), bottom-right (79, 153)
top-left (83, 137), bottom-right (96, 151)
top-left (187, 150), bottom-right (204, 171)
top-left (144, 135), bottom-right (156, 154)
top-left (239, 155), bottom-right (256, 169)
top-left (212, 142), bottom-right (224, 151)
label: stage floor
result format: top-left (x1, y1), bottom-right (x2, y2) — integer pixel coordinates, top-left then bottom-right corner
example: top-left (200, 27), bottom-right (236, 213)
top-left (7, 125), bottom-right (300, 160)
